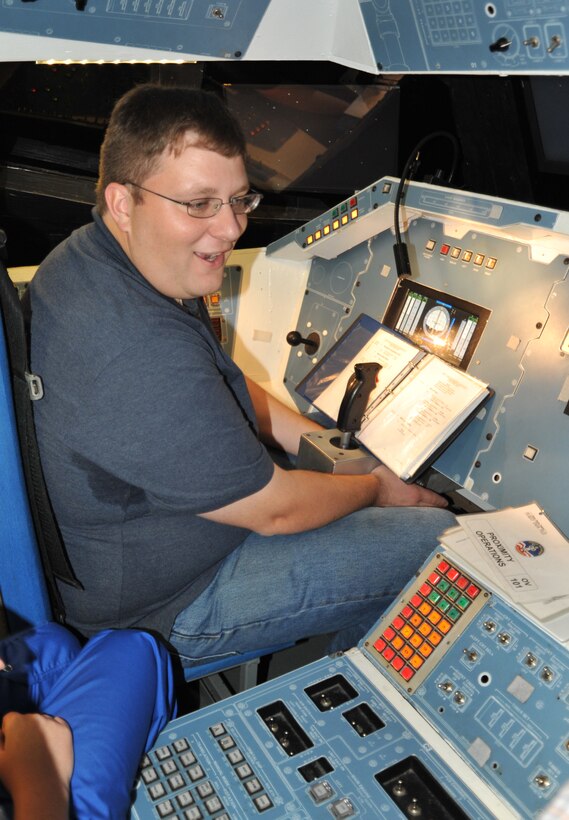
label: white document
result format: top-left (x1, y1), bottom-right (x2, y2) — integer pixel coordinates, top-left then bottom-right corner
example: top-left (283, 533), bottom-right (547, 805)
top-left (314, 327), bottom-right (419, 423)
top-left (357, 354), bottom-right (488, 480)
top-left (442, 503), bottom-right (569, 605)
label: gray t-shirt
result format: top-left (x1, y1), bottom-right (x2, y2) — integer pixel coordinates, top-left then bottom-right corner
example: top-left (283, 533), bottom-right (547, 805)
top-left (29, 210), bottom-right (274, 637)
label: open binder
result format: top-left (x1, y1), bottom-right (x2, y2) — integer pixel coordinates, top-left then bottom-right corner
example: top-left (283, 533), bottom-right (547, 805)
top-left (299, 315), bottom-right (493, 482)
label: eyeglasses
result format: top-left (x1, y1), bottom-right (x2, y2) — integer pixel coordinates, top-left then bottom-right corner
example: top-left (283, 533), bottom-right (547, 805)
top-left (124, 181), bottom-right (262, 219)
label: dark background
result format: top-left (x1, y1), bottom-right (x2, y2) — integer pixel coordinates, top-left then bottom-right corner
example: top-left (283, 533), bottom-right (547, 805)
top-left (0, 61), bottom-right (564, 266)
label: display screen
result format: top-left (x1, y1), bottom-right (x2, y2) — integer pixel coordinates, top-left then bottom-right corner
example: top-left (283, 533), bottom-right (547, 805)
top-left (383, 281), bottom-right (490, 370)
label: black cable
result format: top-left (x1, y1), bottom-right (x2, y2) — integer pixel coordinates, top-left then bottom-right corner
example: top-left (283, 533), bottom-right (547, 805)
top-left (393, 130), bottom-right (460, 278)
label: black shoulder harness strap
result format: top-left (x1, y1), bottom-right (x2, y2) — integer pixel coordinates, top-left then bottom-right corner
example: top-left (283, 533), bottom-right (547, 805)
top-left (0, 246), bottom-right (82, 623)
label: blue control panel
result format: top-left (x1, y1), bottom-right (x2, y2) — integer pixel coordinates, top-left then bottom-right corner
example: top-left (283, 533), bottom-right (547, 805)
top-left (130, 549), bottom-right (569, 819)
top-left (359, 0), bottom-right (569, 73)
top-left (268, 177), bottom-right (569, 535)
top-left (0, 0), bottom-right (270, 58)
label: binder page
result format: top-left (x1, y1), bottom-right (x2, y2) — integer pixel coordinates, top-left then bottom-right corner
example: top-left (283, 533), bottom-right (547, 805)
top-left (314, 327), bottom-right (418, 422)
top-left (453, 503), bottom-right (569, 604)
top-left (357, 355), bottom-right (487, 479)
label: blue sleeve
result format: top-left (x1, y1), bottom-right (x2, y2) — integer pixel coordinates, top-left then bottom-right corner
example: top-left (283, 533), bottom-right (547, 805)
top-left (39, 629), bottom-right (176, 820)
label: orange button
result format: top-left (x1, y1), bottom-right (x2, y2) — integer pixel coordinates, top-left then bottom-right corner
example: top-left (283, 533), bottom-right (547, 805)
top-left (428, 610), bottom-right (442, 625)
top-left (410, 633), bottom-right (423, 648)
top-left (439, 619), bottom-right (452, 634)
top-left (401, 645), bottom-right (413, 659)
top-left (419, 602), bottom-right (432, 616)
top-left (401, 624), bottom-right (413, 639)
top-left (392, 636), bottom-right (404, 650)
top-left (419, 642), bottom-right (433, 657)
top-left (410, 654), bottom-right (424, 669)
top-left (429, 630), bottom-right (443, 646)
top-left (410, 614), bottom-right (422, 628)
top-left (419, 622), bottom-right (432, 637)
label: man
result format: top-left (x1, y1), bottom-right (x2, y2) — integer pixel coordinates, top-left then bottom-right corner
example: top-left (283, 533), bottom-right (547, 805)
top-left (29, 84), bottom-right (454, 666)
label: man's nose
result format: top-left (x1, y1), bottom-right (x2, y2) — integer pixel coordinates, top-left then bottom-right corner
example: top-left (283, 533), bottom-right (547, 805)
top-left (208, 203), bottom-right (246, 241)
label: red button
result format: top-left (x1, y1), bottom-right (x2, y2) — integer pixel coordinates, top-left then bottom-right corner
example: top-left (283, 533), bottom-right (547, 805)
top-left (447, 568), bottom-right (459, 581)
top-left (440, 244), bottom-right (450, 255)
top-left (456, 576), bottom-right (468, 589)
top-left (401, 605), bottom-right (413, 619)
top-left (383, 626), bottom-right (395, 641)
top-left (428, 572), bottom-right (441, 585)
top-left (392, 656), bottom-right (404, 671)
top-left (419, 583), bottom-right (432, 596)
top-left (393, 616), bottom-right (405, 631)
top-left (467, 584), bottom-right (480, 598)
top-left (400, 666), bottom-right (415, 681)
top-left (374, 638), bottom-right (386, 652)
top-left (382, 646), bottom-right (395, 661)
top-left (410, 594), bottom-right (422, 608)
top-left (437, 560), bottom-right (450, 573)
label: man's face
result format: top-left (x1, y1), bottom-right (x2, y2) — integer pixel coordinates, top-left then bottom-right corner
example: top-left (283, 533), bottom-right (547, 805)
top-left (114, 141), bottom-right (249, 300)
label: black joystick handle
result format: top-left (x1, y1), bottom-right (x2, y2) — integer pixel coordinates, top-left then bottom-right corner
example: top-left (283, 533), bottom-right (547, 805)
top-left (286, 330), bottom-right (320, 354)
top-left (336, 361), bottom-right (381, 449)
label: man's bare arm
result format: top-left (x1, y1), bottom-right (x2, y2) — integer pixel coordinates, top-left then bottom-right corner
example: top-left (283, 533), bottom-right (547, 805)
top-left (200, 463), bottom-right (448, 536)
top-left (245, 376), bottom-right (323, 456)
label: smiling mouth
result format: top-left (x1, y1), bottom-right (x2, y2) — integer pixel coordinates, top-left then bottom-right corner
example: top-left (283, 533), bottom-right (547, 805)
top-left (196, 251), bottom-right (226, 262)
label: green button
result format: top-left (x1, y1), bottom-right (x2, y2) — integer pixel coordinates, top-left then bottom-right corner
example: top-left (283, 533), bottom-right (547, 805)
top-left (438, 599), bottom-right (451, 613)
top-left (340, 202), bottom-right (348, 212)
top-left (437, 579), bottom-right (450, 593)
top-left (457, 596), bottom-right (470, 610)
top-left (428, 591), bottom-right (441, 604)
top-left (447, 587), bottom-right (459, 601)
top-left (448, 607), bottom-right (461, 621)
top-left (332, 208), bottom-right (339, 218)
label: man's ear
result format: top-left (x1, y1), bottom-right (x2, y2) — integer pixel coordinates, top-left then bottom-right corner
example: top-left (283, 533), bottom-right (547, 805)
top-left (104, 183), bottom-right (132, 232)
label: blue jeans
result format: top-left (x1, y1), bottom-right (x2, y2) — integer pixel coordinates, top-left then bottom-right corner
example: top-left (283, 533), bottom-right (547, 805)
top-left (170, 506), bottom-right (455, 667)
top-left (0, 623), bottom-right (176, 819)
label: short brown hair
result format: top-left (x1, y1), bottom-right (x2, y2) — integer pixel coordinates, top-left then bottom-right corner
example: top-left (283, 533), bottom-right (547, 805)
top-left (96, 83), bottom-right (246, 212)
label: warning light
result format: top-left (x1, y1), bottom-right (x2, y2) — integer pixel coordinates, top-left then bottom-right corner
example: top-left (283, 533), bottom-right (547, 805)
top-left (323, 225), bottom-right (331, 235)
top-left (332, 219), bottom-right (340, 231)
top-left (341, 214), bottom-right (349, 225)
top-left (440, 244), bottom-right (450, 255)
top-left (314, 230), bottom-right (322, 241)
top-left (307, 235), bottom-right (314, 245)
top-left (351, 208), bottom-right (358, 220)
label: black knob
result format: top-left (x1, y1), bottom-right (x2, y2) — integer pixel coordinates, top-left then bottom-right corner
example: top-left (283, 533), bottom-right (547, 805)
top-left (489, 36), bottom-right (511, 52)
top-left (286, 330), bottom-right (320, 354)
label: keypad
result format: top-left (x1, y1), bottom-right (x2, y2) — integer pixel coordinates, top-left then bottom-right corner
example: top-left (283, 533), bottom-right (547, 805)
top-left (418, 0), bottom-right (480, 46)
top-left (370, 554), bottom-right (488, 692)
top-left (137, 720), bottom-right (274, 817)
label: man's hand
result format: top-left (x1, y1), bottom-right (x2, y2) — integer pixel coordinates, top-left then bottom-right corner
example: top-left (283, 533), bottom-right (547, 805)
top-left (0, 712), bottom-right (73, 820)
top-left (371, 464), bottom-right (449, 508)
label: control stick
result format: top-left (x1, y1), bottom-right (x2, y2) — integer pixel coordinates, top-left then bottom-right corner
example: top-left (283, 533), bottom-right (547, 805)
top-left (286, 330), bottom-right (320, 355)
